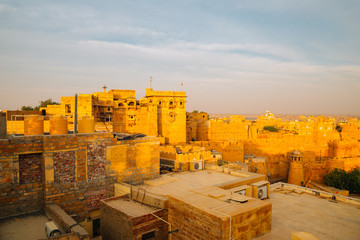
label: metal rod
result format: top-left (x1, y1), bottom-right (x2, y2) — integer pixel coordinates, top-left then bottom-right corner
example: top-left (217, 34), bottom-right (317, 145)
top-left (74, 94), bottom-right (78, 134)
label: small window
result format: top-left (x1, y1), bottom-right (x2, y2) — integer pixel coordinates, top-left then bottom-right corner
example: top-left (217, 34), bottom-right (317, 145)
top-left (65, 104), bottom-right (71, 113)
top-left (158, 101), bottom-right (162, 106)
top-left (170, 101), bottom-right (173, 106)
top-left (128, 102), bottom-right (135, 106)
top-left (108, 107), bottom-right (111, 111)
top-left (180, 102), bottom-right (183, 105)
top-left (118, 103), bottom-right (124, 107)
top-left (142, 231), bottom-right (156, 240)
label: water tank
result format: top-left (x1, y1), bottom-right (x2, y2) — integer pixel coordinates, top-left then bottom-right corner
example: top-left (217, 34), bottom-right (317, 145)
top-left (50, 115), bottom-right (68, 135)
top-left (113, 109), bottom-right (126, 133)
top-left (24, 115), bottom-right (44, 136)
top-left (78, 116), bottom-right (95, 133)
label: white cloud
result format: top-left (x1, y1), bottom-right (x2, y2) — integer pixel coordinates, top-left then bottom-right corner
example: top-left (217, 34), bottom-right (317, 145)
top-left (0, 4), bottom-right (15, 13)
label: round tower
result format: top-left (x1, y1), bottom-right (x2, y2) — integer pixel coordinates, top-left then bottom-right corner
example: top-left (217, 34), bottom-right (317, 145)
top-left (287, 150), bottom-right (305, 186)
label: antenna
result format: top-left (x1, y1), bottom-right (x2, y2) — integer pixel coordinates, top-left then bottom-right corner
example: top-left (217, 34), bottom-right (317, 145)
top-left (103, 85), bottom-right (107, 92)
top-left (150, 76), bottom-right (153, 89)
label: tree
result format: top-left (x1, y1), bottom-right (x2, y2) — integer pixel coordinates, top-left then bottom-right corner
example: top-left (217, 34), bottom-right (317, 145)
top-left (19, 98), bottom-right (59, 111)
top-left (263, 126), bottom-right (279, 132)
top-left (21, 106), bottom-right (34, 111)
top-left (324, 168), bottom-right (360, 194)
top-left (34, 99), bottom-right (59, 111)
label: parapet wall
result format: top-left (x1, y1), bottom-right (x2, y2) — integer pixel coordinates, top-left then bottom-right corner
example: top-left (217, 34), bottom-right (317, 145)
top-left (190, 141), bottom-right (244, 162)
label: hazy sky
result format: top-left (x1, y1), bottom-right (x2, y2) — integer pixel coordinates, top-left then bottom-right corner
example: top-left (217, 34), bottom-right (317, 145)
top-left (0, 0), bottom-right (359, 114)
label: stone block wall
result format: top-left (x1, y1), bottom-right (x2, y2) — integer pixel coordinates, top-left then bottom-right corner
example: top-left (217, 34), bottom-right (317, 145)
top-left (223, 204), bottom-right (272, 239)
top-left (168, 196), bottom-right (272, 240)
top-left (168, 196), bottom-right (223, 240)
top-left (190, 141), bottom-right (244, 163)
top-left (107, 137), bottom-right (160, 184)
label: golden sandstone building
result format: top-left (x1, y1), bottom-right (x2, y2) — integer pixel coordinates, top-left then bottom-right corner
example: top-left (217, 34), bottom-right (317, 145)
top-left (0, 87), bottom-right (360, 240)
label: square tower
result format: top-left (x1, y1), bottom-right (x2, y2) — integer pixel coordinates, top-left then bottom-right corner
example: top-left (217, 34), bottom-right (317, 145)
top-left (145, 88), bottom-right (187, 144)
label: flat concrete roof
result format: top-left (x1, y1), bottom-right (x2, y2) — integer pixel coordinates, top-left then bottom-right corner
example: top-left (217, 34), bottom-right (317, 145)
top-left (256, 186), bottom-right (360, 240)
top-left (140, 170), bottom-right (264, 196)
top-left (104, 198), bottom-right (159, 217)
top-left (0, 213), bottom-right (49, 240)
top-left (138, 170), bottom-right (270, 217)
top-left (168, 186), bottom-right (270, 218)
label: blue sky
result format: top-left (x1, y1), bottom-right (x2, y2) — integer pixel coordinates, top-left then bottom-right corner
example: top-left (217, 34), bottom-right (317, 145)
top-left (0, 0), bottom-right (359, 114)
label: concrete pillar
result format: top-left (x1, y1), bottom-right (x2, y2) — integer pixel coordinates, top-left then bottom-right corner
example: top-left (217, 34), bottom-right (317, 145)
top-left (0, 112), bottom-right (7, 138)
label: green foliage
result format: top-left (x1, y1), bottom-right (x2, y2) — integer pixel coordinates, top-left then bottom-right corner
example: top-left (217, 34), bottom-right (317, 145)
top-left (34, 98), bottom-right (59, 111)
top-left (263, 126), bottom-right (279, 132)
top-left (324, 168), bottom-right (360, 194)
top-left (192, 110), bottom-right (198, 113)
top-left (20, 98), bottom-right (59, 111)
top-left (217, 159), bottom-right (228, 166)
top-left (21, 106), bottom-right (34, 111)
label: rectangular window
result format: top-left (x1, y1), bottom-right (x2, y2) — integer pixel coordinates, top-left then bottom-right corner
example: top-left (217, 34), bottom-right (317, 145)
top-left (65, 104), bottom-right (71, 113)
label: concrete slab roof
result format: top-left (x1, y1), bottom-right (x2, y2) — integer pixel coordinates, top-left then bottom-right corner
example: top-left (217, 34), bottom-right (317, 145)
top-left (140, 170), bottom-right (265, 196)
top-left (103, 198), bottom-right (159, 217)
top-left (168, 185), bottom-right (270, 218)
top-left (256, 186), bottom-right (360, 240)
top-left (136, 170), bottom-right (270, 217)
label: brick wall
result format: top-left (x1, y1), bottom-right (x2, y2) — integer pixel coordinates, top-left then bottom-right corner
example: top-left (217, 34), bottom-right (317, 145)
top-left (45, 204), bottom-right (89, 239)
top-left (19, 153), bottom-right (42, 184)
top-left (101, 196), bottom-right (168, 240)
top-left (0, 133), bottom-right (117, 219)
top-left (84, 189), bottom-right (111, 210)
top-left (132, 210), bottom-right (168, 240)
top-left (0, 137), bottom-right (44, 218)
top-left (0, 132), bottom-right (159, 220)
top-left (0, 182), bottom-right (44, 218)
top-left (54, 151), bottom-right (76, 184)
top-left (87, 142), bottom-right (106, 180)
